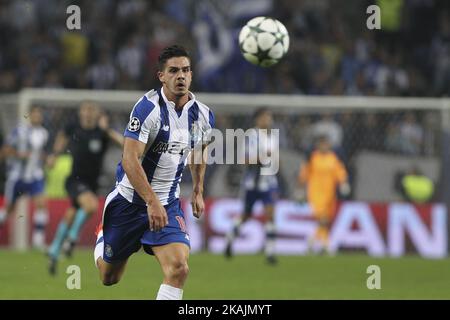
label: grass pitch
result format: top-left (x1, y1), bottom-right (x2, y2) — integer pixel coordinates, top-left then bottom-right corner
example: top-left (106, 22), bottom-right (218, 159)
top-left (0, 249), bottom-right (449, 299)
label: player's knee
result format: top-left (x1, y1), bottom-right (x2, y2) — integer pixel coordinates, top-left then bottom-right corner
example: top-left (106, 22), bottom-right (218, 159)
top-left (84, 198), bottom-right (98, 215)
top-left (170, 261), bottom-right (189, 282)
top-left (34, 198), bottom-right (46, 209)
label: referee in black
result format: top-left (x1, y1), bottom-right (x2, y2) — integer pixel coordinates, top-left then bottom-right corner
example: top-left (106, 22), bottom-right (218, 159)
top-left (47, 101), bottom-right (123, 275)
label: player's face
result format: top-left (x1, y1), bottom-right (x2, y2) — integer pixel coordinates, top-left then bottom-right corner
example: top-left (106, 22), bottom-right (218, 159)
top-left (317, 139), bottom-right (331, 152)
top-left (29, 108), bottom-right (43, 126)
top-left (257, 112), bottom-right (273, 129)
top-left (79, 102), bottom-right (100, 128)
top-left (158, 57), bottom-right (192, 98)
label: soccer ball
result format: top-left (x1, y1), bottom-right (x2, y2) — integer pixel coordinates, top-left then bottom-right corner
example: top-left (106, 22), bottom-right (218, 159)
top-left (238, 16), bottom-right (289, 67)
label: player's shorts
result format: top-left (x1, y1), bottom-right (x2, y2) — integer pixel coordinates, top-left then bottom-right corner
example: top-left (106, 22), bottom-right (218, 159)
top-left (101, 190), bottom-right (190, 263)
top-left (65, 176), bottom-right (98, 208)
top-left (5, 178), bottom-right (45, 205)
top-left (243, 188), bottom-right (278, 214)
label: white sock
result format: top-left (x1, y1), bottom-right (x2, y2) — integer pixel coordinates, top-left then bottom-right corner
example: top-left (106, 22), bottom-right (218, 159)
top-left (226, 218), bottom-right (242, 242)
top-left (32, 209), bottom-right (48, 249)
top-left (265, 222), bottom-right (276, 256)
top-left (156, 284), bottom-right (183, 300)
top-left (94, 230), bottom-right (104, 268)
top-left (34, 209), bottom-right (48, 225)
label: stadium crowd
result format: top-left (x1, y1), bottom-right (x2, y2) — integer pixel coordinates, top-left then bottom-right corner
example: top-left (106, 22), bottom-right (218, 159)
top-left (0, 0), bottom-right (447, 197)
top-left (0, 0), bottom-right (449, 96)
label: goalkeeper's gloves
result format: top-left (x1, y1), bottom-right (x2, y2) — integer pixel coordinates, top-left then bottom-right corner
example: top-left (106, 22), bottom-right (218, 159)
top-left (339, 182), bottom-right (351, 197)
top-left (294, 187), bottom-right (307, 204)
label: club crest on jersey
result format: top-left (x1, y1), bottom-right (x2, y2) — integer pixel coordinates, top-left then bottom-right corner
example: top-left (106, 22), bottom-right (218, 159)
top-left (128, 117), bottom-right (140, 132)
top-left (105, 244), bottom-right (113, 258)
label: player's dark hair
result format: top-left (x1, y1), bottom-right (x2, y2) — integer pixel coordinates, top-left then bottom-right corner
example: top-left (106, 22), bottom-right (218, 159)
top-left (79, 100), bottom-right (100, 109)
top-left (158, 45), bottom-right (191, 71)
top-left (253, 107), bottom-right (271, 121)
top-left (30, 105), bottom-right (42, 112)
top-left (315, 134), bottom-right (329, 144)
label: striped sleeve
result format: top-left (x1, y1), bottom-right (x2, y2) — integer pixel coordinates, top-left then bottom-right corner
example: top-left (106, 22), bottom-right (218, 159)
top-left (124, 95), bottom-right (158, 144)
top-left (6, 127), bottom-right (19, 148)
top-left (201, 107), bottom-right (215, 145)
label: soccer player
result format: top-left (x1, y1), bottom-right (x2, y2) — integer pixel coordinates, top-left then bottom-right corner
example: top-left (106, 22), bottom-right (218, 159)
top-left (224, 108), bottom-right (279, 265)
top-left (94, 45), bottom-right (214, 300)
top-left (0, 106), bottom-right (49, 250)
top-left (46, 101), bottom-right (123, 275)
top-left (298, 135), bottom-right (350, 254)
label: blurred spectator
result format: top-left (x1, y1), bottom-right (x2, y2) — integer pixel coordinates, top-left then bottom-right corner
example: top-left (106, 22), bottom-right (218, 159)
top-left (395, 166), bottom-right (435, 203)
top-left (431, 11), bottom-right (450, 96)
top-left (272, 114), bottom-right (290, 149)
top-left (60, 31), bottom-right (89, 68)
top-left (358, 113), bottom-right (382, 151)
top-left (311, 113), bottom-right (343, 149)
top-left (398, 112), bottom-right (424, 155)
top-left (385, 122), bottom-right (403, 153)
top-left (117, 35), bottom-right (144, 82)
top-left (43, 70), bottom-right (63, 88)
top-left (86, 51), bottom-right (117, 89)
top-left (423, 112), bottom-right (440, 156)
top-left (0, 0), bottom-right (447, 96)
top-left (292, 116), bottom-right (314, 152)
top-left (385, 112), bottom-right (424, 155)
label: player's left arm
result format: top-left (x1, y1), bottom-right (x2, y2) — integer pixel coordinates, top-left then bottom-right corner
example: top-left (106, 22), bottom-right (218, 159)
top-left (335, 156), bottom-right (351, 196)
top-left (189, 143), bottom-right (208, 219)
top-left (189, 108), bottom-right (215, 218)
top-left (99, 113), bottom-right (124, 147)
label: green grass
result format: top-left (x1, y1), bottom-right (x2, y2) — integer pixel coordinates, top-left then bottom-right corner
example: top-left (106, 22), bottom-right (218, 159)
top-left (0, 249), bottom-right (449, 299)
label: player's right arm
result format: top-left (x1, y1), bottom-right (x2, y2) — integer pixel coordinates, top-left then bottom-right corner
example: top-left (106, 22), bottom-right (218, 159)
top-left (296, 158), bottom-right (310, 202)
top-left (122, 137), bottom-right (168, 232)
top-left (2, 144), bottom-right (28, 160)
top-left (46, 129), bottom-right (69, 168)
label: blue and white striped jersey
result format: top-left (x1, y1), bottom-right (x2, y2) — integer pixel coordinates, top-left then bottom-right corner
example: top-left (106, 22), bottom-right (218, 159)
top-left (6, 124), bottom-right (49, 182)
top-left (242, 128), bottom-right (278, 192)
top-left (116, 88), bottom-right (215, 206)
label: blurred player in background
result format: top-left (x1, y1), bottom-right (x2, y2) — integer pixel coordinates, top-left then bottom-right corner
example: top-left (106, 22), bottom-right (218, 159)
top-left (0, 106), bottom-right (49, 250)
top-left (298, 135), bottom-right (350, 254)
top-left (224, 107), bottom-right (279, 265)
top-left (94, 45), bottom-right (214, 300)
top-left (46, 101), bottom-right (123, 275)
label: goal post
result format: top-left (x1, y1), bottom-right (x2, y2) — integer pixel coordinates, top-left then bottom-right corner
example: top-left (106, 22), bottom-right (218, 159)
top-left (4, 88), bottom-right (450, 251)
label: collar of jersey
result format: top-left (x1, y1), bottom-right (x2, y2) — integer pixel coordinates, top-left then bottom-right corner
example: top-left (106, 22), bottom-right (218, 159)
top-left (160, 87), bottom-right (196, 111)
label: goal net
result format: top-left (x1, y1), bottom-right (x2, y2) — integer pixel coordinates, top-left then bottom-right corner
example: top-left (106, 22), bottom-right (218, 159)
top-left (1, 88), bottom-right (450, 250)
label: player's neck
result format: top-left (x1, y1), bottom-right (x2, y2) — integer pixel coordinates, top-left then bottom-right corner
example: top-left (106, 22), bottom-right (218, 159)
top-left (162, 87), bottom-right (189, 110)
top-left (80, 120), bottom-right (96, 129)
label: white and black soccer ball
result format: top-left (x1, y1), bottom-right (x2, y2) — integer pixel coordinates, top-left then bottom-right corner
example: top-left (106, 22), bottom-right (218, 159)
top-left (239, 16), bottom-right (290, 67)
